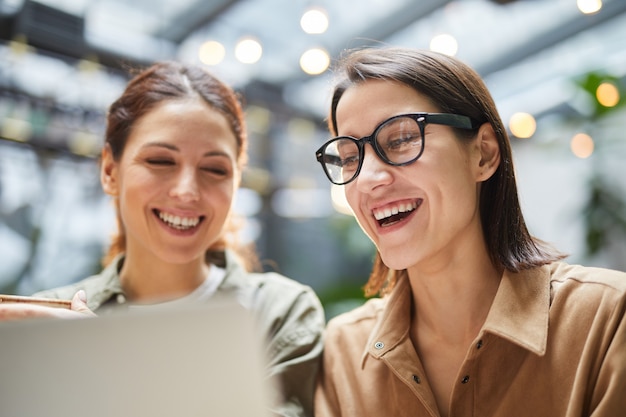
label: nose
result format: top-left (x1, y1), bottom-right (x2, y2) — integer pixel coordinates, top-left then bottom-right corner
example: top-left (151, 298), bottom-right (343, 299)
top-left (354, 144), bottom-right (393, 191)
top-left (169, 167), bottom-right (200, 202)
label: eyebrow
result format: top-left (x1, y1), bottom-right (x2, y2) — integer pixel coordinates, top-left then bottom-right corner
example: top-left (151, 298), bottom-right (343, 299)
top-left (141, 142), bottom-right (233, 158)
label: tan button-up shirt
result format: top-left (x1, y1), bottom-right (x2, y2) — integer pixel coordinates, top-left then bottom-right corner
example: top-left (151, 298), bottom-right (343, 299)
top-left (315, 262), bottom-right (626, 417)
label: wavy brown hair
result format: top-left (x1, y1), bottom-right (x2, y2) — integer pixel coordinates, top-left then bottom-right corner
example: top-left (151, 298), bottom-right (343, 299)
top-left (102, 61), bottom-right (258, 271)
top-left (328, 47), bottom-right (565, 297)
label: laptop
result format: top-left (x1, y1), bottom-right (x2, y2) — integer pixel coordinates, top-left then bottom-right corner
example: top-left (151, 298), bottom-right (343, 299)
top-left (0, 296), bottom-right (275, 417)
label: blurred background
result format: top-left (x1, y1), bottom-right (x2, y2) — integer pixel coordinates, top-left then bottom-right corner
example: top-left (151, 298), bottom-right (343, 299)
top-left (0, 0), bottom-right (625, 319)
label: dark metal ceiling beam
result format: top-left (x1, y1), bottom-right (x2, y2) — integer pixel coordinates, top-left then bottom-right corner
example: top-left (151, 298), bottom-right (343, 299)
top-left (156, 0), bottom-right (241, 43)
top-left (257, 0), bottom-right (452, 118)
top-left (265, 0), bottom-right (452, 110)
top-left (329, 0), bottom-right (453, 55)
top-left (476, 0), bottom-right (626, 76)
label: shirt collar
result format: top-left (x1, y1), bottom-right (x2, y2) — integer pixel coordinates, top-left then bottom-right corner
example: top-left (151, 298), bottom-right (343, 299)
top-left (360, 264), bottom-right (552, 366)
top-left (361, 276), bottom-right (412, 368)
top-left (482, 265), bottom-right (551, 356)
top-left (94, 250), bottom-right (246, 308)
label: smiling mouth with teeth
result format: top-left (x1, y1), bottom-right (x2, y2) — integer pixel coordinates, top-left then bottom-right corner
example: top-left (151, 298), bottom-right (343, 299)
top-left (372, 200), bottom-right (421, 227)
top-left (155, 210), bottom-right (203, 230)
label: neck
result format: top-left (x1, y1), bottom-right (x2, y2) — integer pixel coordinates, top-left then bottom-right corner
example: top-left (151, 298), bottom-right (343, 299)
top-left (119, 251), bottom-right (210, 303)
top-left (407, 256), bottom-right (502, 344)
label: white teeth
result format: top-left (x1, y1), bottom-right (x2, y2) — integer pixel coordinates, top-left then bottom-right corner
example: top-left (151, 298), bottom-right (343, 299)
top-left (158, 211), bottom-right (200, 230)
top-left (373, 201), bottom-right (418, 220)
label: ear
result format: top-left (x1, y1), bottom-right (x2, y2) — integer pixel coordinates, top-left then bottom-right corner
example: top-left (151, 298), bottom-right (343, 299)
top-left (475, 122), bottom-right (500, 182)
top-left (100, 144), bottom-right (119, 197)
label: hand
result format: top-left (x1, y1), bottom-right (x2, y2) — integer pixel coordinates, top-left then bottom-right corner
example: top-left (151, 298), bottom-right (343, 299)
top-left (0, 290), bottom-right (96, 321)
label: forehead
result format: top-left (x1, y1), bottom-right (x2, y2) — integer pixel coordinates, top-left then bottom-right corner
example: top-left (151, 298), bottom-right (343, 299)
top-left (138, 98), bottom-right (230, 128)
top-left (127, 99), bottom-right (238, 150)
top-left (335, 80), bottom-right (437, 135)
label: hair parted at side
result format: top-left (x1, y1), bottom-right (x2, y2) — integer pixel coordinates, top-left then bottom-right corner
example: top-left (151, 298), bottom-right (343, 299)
top-left (102, 61), bottom-right (259, 271)
top-left (328, 47), bottom-right (565, 297)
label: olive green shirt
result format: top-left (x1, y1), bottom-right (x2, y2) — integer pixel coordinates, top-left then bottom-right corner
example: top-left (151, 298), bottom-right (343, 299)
top-left (315, 262), bottom-right (626, 417)
top-left (35, 250), bottom-right (325, 417)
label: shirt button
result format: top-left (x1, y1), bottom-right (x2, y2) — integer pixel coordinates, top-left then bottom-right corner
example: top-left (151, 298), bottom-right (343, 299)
top-left (374, 341), bottom-right (384, 350)
top-left (413, 375), bottom-right (421, 384)
top-left (461, 375), bottom-right (470, 384)
top-left (116, 294), bottom-right (126, 304)
top-left (476, 340), bottom-right (483, 349)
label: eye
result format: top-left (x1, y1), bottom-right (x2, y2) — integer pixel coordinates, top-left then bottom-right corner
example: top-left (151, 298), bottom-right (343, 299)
top-left (201, 164), bottom-right (231, 177)
top-left (340, 155), bottom-right (359, 170)
top-left (146, 158), bottom-right (175, 166)
top-left (202, 167), bottom-right (226, 175)
top-left (335, 140), bottom-right (359, 170)
top-left (385, 133), bottom-right (421, 151)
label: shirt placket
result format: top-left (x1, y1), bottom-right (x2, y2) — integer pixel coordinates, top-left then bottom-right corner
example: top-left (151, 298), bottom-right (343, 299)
top-left (375, 336), bottom-right (441, 417)
top-left (447, 336), bottom-right (486, 417)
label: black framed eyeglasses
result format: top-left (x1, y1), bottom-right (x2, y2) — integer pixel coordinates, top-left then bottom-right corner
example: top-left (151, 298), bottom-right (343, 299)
top-left (315, 112), bottom-right (479, 185)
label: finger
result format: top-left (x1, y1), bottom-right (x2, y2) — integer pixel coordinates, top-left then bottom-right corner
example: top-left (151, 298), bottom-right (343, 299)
top-left (0, 304), bottom-right (66, 320)
top-left (70, 290), bottom-right (97, 317)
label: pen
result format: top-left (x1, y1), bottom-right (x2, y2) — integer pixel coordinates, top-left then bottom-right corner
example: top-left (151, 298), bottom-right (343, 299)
top-left (0, 294), bottom-right (72, 309)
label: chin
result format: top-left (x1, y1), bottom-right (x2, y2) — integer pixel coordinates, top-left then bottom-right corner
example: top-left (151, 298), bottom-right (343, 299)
top-left (158, 249), bottom-right (205, 265)
top-left (378, 250), bottom-right (413, 271)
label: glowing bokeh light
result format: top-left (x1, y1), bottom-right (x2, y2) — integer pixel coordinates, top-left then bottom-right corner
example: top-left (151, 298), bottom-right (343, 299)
top-left (570, 133), bottom-right (594, 158)
top-left (301, 8), bottom-right (329, 34)
top-left (509, 112), bottom-right (536, 139)
top-left (596, 82), bottom-right (620, 107)
top-left (577, 0), bottom-right (602, 14)
top-left (429, 34), bottom-right (458, 56)
top-left (300, 48), bottom-right (330, 75)
top-left (198, 40), bottom-right (225, 66)
top-left (235, 38), bottom-right (262, 64)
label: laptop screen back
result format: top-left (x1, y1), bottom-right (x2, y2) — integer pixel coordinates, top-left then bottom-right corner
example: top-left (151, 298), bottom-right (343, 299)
top-left (0, 297), bottom-right (274, 417)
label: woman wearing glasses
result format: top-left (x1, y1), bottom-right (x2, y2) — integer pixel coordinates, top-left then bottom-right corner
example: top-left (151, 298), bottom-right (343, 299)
top-left (314, 47), bottom-right (626, 417)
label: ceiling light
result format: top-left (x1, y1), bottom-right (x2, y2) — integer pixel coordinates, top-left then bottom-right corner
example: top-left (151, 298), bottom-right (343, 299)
top-left (301, 8), bottom-right (329, 34)
top-left (299, 48), bottom-right (330, 75)
top-left (235, 38), bottom-right (262, 64)
top-left (429, 34), bottom-right (458, 56)
top-left (508, 112), bottom-right (536, 139)
top-left (198, 40), bottom-right (225, 66)
top-left (577, 0), bottom-right (602, 14)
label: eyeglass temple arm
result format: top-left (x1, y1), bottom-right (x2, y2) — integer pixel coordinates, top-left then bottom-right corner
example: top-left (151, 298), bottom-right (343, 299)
top-left (425, 113), bottom-right (480, 130)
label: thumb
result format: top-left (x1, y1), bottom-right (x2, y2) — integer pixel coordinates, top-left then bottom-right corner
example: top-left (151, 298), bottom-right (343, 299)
top-left (71, 290), bottom-right (96, 316)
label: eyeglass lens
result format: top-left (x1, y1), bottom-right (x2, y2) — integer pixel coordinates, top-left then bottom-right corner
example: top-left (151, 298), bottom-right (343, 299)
top-left (322, 115), bottom-right (424, 184)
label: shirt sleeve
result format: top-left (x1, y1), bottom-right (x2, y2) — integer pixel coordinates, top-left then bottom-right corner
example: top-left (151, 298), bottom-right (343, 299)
top-left (314, 320), bottom-right (342, 417)
top-left (589, 295), bottom-right (626, 416)
top-left (252, 277), bottom-right (325, 417)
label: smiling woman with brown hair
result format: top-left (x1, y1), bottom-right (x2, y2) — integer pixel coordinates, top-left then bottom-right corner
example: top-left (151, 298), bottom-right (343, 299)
top-left (0, 61), bottom-right (324, 417)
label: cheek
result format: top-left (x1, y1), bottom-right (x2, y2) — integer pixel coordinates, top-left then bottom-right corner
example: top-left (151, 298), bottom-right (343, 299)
top-left (115, 169), bottom-right (158, 218)
top-left (344, 186), bottom-right (375, 235)
top-left (344, 185), bottom-right (360, 213)
top-left (118, 164), bottom-right (154, 190)
top-left (207, 182), bottom-right (236, 212)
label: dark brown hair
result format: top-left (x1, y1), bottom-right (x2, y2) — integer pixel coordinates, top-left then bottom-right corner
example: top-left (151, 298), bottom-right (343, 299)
top-left (328, 47), bottom-right (564, 297)
top-left (102, 61), bottom-right (258, 270)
